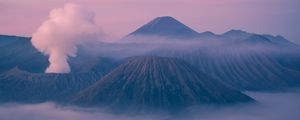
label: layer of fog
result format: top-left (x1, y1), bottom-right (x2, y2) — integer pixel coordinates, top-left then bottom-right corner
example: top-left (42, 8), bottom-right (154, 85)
top-left (1, 90), bottom-right (299, 120)
top-left (79, 34), bottom-right (299, 60)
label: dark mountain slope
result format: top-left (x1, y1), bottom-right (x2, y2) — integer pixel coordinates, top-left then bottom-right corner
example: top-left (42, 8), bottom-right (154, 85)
top-left (71, 56), bottom-right (254, 111)
top-left (150, 45), bottom-right (300, 91)
top-left (0, 57), bottom-right (119, 103)
top-left (0, 35), bottom-right (48, 73)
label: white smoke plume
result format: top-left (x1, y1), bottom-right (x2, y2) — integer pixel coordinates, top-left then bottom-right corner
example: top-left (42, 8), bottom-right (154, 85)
top-left (31, 3), bottom-right (102, 73)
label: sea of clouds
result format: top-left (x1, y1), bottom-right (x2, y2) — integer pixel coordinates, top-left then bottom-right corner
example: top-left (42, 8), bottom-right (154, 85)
top-left (1, 90), bottom-right (299, 120)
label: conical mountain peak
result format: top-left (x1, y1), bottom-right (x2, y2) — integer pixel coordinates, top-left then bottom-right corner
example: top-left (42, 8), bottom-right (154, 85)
top-left (129, 16), bottom-right (199, 38)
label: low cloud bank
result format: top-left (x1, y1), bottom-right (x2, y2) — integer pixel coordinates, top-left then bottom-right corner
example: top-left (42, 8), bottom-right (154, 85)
top-left (0, 90), bottom-right (300, 120)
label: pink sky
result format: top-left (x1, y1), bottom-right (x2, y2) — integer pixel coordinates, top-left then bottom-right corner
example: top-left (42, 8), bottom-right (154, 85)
top-left (0, 0), bottom-right (299, 43)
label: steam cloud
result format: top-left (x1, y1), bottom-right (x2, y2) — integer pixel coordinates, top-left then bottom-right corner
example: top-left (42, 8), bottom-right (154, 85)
top-left (31, 3), bottom-right (102, 73)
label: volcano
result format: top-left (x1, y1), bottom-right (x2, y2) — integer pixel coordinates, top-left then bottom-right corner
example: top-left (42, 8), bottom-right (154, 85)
top-left (71, 56), bottom-right (254, 111)
top-left (128, 16), bottom-right (199, 39)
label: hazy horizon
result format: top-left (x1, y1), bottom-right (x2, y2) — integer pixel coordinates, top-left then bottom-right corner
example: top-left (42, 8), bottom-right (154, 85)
top-left (0, 0), bottom-right (299, 43)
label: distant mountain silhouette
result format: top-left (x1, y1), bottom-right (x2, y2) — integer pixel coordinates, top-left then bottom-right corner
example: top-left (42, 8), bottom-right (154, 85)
top-left (124, 16), bottom-right (297, 46)
top-left (221, 30), bottom-right (296, 46)
top-left (128, 16), bottom-right (199, 39)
